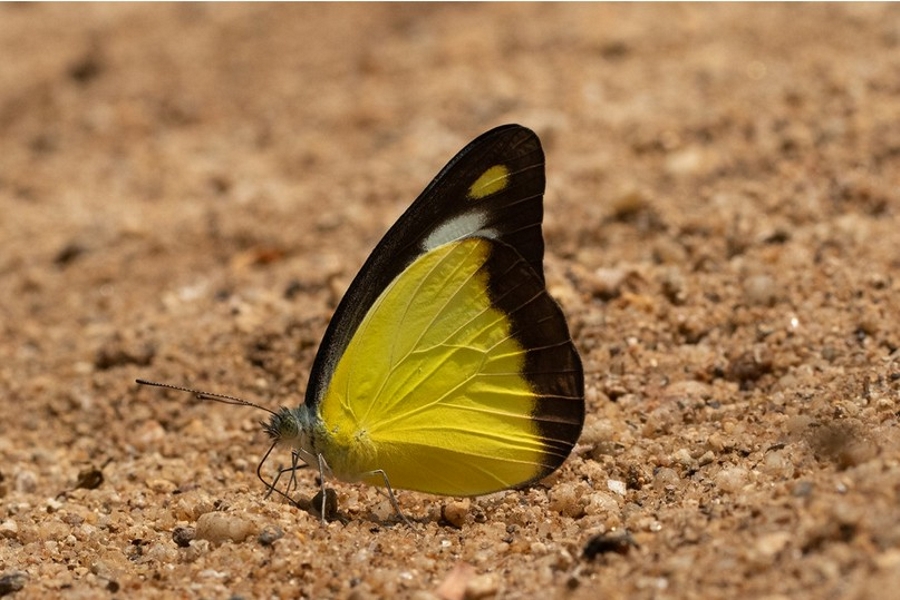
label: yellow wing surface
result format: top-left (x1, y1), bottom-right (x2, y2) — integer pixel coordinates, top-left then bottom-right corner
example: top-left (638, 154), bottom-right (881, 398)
top-left (317, 236), bottom-right (581, 496)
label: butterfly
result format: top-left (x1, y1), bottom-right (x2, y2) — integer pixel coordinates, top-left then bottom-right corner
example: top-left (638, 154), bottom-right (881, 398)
top-left (139, 124), bottom-right (584, 521)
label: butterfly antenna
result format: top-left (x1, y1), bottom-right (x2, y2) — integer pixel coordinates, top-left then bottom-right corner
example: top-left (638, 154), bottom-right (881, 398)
top-left (137, 379), bottom-right (309, 507)
top-left (135, 379), bottom-right (277, 417)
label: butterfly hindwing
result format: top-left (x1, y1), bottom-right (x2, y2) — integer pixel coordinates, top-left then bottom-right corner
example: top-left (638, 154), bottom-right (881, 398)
top-left (479, 233), bottom-right (584, 472)
top-left (316, 237), bottom-right (582, 495)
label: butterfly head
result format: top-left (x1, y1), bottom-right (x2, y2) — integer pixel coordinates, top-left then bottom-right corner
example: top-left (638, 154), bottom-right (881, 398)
top-left (263, 405), bottom-right (316, 456)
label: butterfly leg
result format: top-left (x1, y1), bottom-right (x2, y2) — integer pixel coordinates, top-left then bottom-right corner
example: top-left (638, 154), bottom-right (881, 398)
top-left (264, 452), bottom-right (306, 503)
top-left (315, 453), bottom-right (331, 524)
top-left (257, 442), bottom-right (309, 507)
top-left (369, 469), bottom-right (412, 526)
top-left (287, 450), bottom-right (302, 492)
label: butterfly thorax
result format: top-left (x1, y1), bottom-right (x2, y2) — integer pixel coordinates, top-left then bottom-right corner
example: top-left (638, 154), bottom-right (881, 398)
top-left (264, 405), bottom-right (377, 483)
top-left (313, 412), bottom-right (382, 484)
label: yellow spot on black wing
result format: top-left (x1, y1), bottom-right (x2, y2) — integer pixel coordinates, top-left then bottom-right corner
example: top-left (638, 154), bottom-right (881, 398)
top-left (468, 165), bottom-right (510, 200)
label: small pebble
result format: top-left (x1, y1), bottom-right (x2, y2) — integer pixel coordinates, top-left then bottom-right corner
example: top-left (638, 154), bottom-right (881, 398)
top-left (743, 274), bottom-right (777, 306)
top-left (73, 467), bottom-right (104, 491)
top-left (761, 449), bottom-right (794, 477)
top-left (435, 562), bottom-right (475, 600)
top-left (590, 267), bottom-right (629, 300)
top-left (194, 512), bottom-right (254, 544)
top-left (753, 531), bottom-right (791, 562)
top-left (442, 500), bottom-right (471, 528)
top-left (583, 531), bottom-right (637, 559)
top-left (584, 491), bottom-right (620, 517)
top-left (609, 187), bottom-right (650, 220)
top-left (147, 479), bottom-right (177, 494)
top-left (672, 448), bottom-right (695, 469)
top-left (606, 480), bottom-right (627, 496)
top-left (464, 573), bottom-right (499, 599)
top-left (665, 147), bottom-right (705, 176)
top-left (0, 520), bottom-right (18, 539)
top-left (653, 468), bottom-right (680, 490)
top-left (172, 526), bottom-right (195, 548)
top-left (0, 572), bottom-right (27, 595)
top-left (15, 471), bottom-right (37, 494)
top-left (257, 525), bottom-right (284, 546)
top-left (715, 466), bottom-right (749, 493)
top-left (549, 482), bottom-right (587, 518)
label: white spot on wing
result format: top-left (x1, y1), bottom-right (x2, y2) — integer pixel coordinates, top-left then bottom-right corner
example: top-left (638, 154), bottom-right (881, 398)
top-left (422, 212), bottom-right (499, 251)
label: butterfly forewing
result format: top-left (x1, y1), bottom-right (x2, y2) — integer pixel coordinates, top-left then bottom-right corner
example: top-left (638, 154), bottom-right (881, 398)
top-left (306, 125), bottom-right (547, 411)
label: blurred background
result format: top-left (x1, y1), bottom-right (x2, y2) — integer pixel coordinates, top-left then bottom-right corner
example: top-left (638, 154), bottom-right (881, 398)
top-left (1, 4), bottom-right (898, 598)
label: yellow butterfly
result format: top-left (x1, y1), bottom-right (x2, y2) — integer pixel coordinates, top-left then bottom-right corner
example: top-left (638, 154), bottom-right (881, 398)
top-left (139, 124), bottom-right (584, 521)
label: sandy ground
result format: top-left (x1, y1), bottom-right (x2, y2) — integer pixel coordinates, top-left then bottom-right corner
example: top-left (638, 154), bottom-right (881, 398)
top-left (1, 4), bottom-right (899, 599)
